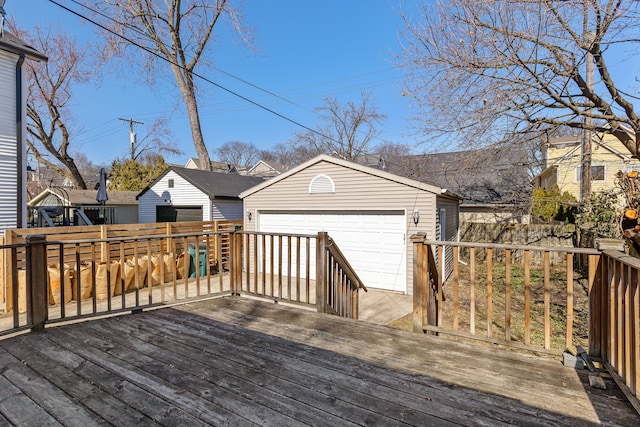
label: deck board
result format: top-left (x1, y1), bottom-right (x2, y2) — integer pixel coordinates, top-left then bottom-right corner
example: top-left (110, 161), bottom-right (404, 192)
top-left (0, 296), bottom-right (637, 426)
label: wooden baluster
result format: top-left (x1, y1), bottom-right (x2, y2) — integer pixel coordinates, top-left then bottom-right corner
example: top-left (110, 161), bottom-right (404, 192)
top-left (566, 252), bottom-right (574, 350)
top-left (505, 249), bottom-right (511, 342)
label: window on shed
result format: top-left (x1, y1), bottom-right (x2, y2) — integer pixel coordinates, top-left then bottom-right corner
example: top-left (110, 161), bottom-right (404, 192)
top-left (309, 174), bottom-right (335, 194)
top-left (168, 179), bottom-right (174, 188)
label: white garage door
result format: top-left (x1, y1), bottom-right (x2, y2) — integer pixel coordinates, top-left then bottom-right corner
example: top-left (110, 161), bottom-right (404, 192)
top-left (258, 211), bottom-right (406, 292)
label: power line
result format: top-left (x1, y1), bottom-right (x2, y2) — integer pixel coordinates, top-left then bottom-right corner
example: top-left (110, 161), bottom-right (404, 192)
top-left (51, 0), bottom-right (336, 143)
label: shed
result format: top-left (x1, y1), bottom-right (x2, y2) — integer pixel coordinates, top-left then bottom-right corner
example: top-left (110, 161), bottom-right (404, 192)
top-left (0, 30), bottom-right (47, 233)
top-left (137, 166), bottom-right (265, 223)
top-left (240, 154), bottom-right (461, 294)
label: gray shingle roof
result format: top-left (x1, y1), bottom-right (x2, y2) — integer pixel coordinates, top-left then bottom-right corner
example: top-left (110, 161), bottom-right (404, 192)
top-left (383, 147), bottom-right (532, 205)
top-left (138, 166), bottom-right (266, 199)
top-left (0, 31), bottom-right (48, 61)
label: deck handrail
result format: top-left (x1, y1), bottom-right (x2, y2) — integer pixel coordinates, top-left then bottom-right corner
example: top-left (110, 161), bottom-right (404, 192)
top-left (412, 236), bottom-right (638, 411)
top-left (0, 225), bottom-right (367, 336)
top-left (422, 239), bottom-right (600, 255)
top-left (326, 236), bottom-right (367, 292)
top-left (594, 249), bottom-right (639, 411)
top-left (230, 231), bottom-right (366, 319)
top-left (412, 236), bottom-right (598, 354)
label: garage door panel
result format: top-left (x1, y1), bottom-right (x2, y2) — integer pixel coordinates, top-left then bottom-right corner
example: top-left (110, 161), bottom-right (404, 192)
top-left (258, 211), bottom-right (406, 292)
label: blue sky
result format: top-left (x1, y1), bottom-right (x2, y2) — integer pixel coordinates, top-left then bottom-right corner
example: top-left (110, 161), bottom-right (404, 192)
top-left (7, 0), bottom-right (422, 167)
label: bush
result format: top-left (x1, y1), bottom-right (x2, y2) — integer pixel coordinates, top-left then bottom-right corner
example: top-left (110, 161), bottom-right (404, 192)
top-left (531, 185), bottom-right (577, 223)
top-left (577, 190), bottom-right (622, 239)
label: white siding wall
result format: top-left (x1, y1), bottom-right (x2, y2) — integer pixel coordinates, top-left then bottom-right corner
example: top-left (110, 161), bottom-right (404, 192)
top-left (0, 51), bottom-right (18, 233)
top-left (138, 170), bottom-right (210, 223)
top-left (243, 161), bottom-right (443, 294)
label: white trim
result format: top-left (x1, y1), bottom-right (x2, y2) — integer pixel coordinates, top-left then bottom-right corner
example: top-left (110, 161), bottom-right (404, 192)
top-left (574, 164), bottom-right (606, 182)
top-left (308, 174), bottom-right (335, 194)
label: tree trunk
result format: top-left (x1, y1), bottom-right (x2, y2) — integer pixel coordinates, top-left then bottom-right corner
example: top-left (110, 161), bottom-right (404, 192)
top-left (172, 64), bottom-right (212, 171)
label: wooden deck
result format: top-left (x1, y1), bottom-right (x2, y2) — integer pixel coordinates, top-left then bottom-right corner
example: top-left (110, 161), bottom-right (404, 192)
top-left (0, 296), bottom-right (637, 426)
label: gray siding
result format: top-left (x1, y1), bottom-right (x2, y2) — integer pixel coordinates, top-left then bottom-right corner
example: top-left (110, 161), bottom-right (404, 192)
top-left (138, 170), bottom-right (210, 223)
top-left (211, 199), bottom-right (243, 220)
top-left (0, 51), bottom-right (18, 233)
top-left (436, 196), bottom-right (461, 279)
top-left (243, 160), bottom-right (445, 294)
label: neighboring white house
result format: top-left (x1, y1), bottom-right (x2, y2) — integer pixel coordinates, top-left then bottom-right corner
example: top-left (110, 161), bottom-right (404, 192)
top-left (0, 29), bottom-right (47, 234)
top-left (137, 166), bottom-right (265, 223)
top-left (240, 154), bottom-right (462, 294)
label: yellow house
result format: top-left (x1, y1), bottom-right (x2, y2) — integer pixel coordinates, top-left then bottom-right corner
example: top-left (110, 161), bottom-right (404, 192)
top-left (534, 133), bottom-right (640, 200)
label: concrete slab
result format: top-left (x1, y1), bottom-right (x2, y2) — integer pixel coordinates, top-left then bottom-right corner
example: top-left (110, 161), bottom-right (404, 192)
top-left (358, 288), bottom-right (412, 325)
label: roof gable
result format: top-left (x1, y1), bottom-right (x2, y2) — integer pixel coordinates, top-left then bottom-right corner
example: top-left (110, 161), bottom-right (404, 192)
top-left (239, 154), bottom-right (455, 199)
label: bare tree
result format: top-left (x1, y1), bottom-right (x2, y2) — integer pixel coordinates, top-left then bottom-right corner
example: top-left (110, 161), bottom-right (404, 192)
top-left (130, 119), bottom-right (183, 162)
top-left (215, 141), bottom-right (259, 169)
top-left (87, 0), bottom-right (253, 171)
top-left (400, 0), bottom-right (640, 156)
top-left (291, 92), bottom-right (386, 162)
top-left (260, 143), bottom-right (318, 168)
top-left (10, 23), bottom-right (96, 189)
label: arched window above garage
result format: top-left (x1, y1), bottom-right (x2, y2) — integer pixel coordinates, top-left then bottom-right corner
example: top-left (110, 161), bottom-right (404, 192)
top-left (309, 174), bottom-right (335, 194)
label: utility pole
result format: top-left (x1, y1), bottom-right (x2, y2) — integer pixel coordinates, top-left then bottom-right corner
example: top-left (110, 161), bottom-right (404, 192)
top-left (118, 117), bottom-right (144, 160)
top-left (580, 46), bottom-right (594, 207)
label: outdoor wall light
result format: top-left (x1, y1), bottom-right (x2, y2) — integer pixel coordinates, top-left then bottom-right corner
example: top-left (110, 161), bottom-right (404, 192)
top-left (246, 209), bottom-right (252, 221)
top-left (412, 209), bottom-right (420, 226)
top-left (164, 198), bottom-right (172, 205)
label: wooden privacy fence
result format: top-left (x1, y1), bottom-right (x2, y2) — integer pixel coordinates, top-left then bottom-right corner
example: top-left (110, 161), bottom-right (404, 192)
top-left (411, 236), bottom-right (639, 409)
top-left (0, 227), bottom-right (365, 336)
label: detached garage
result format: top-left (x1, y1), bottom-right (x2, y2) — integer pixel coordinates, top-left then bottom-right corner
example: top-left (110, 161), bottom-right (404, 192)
top-left (138, 166), bottom-right (265, 223)
top-left (240, 154), bottom-right (461, 294)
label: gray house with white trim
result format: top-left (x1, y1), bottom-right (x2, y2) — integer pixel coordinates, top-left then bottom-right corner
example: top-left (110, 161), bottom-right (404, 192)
top-left (137, 166), bottom-right (265, 223)
top-left (240, 154), bottom-right (461, 294)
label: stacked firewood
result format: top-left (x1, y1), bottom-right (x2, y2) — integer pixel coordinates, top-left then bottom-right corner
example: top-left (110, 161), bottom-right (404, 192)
top-left (617, 170), bottom-right (640, 254)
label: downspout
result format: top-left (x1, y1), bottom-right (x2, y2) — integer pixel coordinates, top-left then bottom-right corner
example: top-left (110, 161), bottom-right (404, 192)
top-left (16, 53), bottom-right (25, 229)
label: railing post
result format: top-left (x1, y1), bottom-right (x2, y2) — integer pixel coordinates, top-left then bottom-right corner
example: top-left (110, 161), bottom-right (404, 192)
top-left (229, 231), bottom-right (240, 296)
top-left (316, 232), bottom-right (328, 314)
top-left (411, 234), bottom-right (426, 333)
top-left (589, 253), bottom-right (603, 357)
top-left (26, 235), bottom-right (48, 332)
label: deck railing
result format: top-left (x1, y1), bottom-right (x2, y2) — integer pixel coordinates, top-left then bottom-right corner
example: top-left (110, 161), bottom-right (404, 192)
top-left (231, 231), bottom-right (366, 319)
top-left (595, 250), bottom-right (640, 407)
top-left (411, 236), bottom-right (639, 408)
top-left (317, 232), bottom-right (367, 319)
top-left (0, 225), bottom-right (365, 335)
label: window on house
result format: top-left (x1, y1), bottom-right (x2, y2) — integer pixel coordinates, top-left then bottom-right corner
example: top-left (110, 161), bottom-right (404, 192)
top-left (168, 179), bottom-right (174, 188)
top-left (575, 165), bottom-right (605, 181)
top-left (591, 165), bottom-right (605, 181)
top-left (309, 175), bottom-right (335, 194)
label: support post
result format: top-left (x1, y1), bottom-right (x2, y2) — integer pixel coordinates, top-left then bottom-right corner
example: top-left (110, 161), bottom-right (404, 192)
top-left (316, 232), bottom-right (328, 314)
top-left (229, 231), bottom-right (238, 295)
top-left (589, 253), bottom-right (602, 357)
top-left (27, 235), bottom-right (47, 332)
top-left (411, 234), bottom-right (426, 333)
